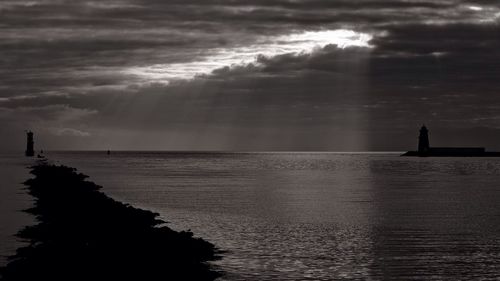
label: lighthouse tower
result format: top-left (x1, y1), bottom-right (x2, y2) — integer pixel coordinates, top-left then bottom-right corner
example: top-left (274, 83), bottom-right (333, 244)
top-left (25, 131), bottom-right (35, 157)
top-left (417, 125), bottom-right (430, 155)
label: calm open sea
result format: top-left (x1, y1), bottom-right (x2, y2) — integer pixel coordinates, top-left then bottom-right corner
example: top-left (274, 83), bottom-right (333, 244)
top-left (2, 152), bottom-right (500, 280)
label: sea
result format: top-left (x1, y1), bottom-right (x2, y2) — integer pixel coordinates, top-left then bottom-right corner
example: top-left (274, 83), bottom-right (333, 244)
top-left (1, 151), bottom-right (500, 280)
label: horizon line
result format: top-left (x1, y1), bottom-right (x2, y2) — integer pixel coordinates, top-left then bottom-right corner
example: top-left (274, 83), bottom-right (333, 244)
top-left (1, 150), bottom-right (405, 154)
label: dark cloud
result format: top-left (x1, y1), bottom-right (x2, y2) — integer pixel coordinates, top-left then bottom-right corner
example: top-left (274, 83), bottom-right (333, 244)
top-left (1, 0), bottom-right (500, 150)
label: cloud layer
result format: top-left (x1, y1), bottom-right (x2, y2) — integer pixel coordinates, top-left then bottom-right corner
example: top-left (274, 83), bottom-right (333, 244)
top-left (1, 0), bottom-right (500, 150)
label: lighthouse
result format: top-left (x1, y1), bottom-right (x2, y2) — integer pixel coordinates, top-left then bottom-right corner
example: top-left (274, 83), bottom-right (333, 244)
top-left (25, 131), bottom-right (35, 157)
top-left (417, 125), bottom-right (429, 155)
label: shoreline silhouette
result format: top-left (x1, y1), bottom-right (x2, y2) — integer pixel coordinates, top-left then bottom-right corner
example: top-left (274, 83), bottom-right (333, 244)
top-left (0, 161), bottom-right (222, 280)
top-left (402, 125), bottom-right (500, 157)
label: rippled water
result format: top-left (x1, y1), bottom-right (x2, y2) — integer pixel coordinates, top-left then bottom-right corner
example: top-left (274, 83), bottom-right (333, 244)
top-left (0, 153), bottom-right (34, 266)
top-left (4, 152), bottom-right (500, 279)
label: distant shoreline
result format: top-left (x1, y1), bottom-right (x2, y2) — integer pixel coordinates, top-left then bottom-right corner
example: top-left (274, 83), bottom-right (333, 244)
top-left (0, 160), bottom-right (222, 280)
top-left (3, 150), bottom-right (406, 154)
top-left (402, 151), bottom-right (500, 157)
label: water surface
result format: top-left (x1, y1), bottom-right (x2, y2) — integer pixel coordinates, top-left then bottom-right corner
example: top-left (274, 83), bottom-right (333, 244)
top-left (4, 152), bottom-right (500, 280)
top-left (0, 153), bottom-right (34, 266)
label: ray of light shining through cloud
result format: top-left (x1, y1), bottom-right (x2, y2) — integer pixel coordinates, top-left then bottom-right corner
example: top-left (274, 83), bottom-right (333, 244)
top-left (124, 29), bottom-right (373, 84)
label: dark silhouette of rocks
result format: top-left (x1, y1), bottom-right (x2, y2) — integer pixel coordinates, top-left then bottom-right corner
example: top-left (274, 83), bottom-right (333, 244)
top-left (402, 125), bottom-right (500, 157)
top-left (0, 162), bottom-right (222, 281)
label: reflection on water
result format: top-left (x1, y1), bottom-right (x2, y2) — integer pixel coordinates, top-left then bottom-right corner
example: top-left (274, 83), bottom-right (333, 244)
top-left (31, 153), bottom-right (500, 279)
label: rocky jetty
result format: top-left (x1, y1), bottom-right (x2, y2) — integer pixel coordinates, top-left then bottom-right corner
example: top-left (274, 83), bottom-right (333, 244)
top-left (0, 162), bottom-right (222, 281)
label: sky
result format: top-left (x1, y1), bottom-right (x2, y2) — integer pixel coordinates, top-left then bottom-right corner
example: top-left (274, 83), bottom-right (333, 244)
top-left (1, 0), bottom-right (500, 151)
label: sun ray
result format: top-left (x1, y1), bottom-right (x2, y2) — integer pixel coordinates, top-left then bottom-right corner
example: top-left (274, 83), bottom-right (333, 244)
top-left (124, 29), bottom-right (374, 85)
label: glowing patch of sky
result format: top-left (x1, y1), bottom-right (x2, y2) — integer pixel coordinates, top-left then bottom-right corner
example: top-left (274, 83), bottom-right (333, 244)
top-left (461, 4), bottom-right (500, 23)
top-left (468, 6), bottom-right (483, 11)
top-left (124, 29), bottom-right (373, 84)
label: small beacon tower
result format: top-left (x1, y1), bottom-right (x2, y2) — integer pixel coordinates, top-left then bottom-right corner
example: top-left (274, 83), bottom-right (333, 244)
top-left (25, 131), bottom-right (35, 157)
top-left (417, 125), bottom-right (430, 155)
